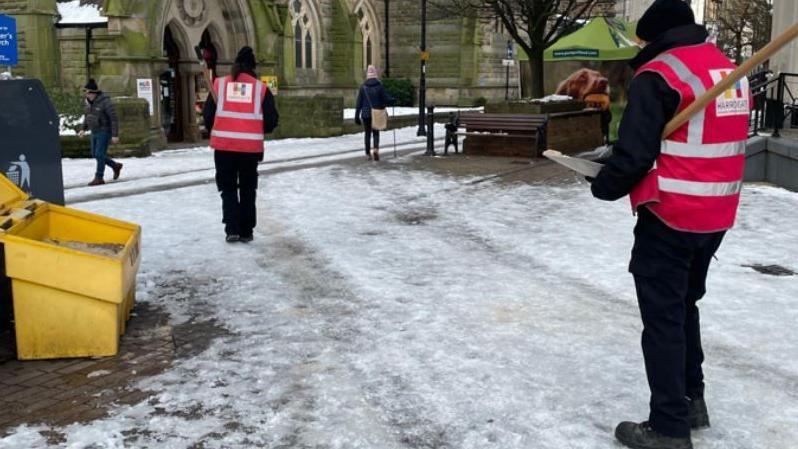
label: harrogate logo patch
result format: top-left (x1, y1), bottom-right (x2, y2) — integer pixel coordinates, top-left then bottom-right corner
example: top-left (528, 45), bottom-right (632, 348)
top-left (226, 82), bottom-right (253, 103)
top-left (710, 69), bottom-right (750, 117)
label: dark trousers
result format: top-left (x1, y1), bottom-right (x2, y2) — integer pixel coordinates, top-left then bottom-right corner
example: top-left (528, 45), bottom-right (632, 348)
top-left (630, 208), bottom-right (725, 438)
top-left (363, 118), bottom-right (380, 154)
top-left (90, 132), bottom-right (117, 179)
top-left (214, 150), bottom-right (261, 237)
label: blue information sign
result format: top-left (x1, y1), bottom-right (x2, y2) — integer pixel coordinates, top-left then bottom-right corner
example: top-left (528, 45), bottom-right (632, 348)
top-left (0, 14), bottom-right (18, 66)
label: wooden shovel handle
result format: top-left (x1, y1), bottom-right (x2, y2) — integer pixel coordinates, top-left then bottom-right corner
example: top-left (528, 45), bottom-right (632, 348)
top-left (662, 21), bottom-right (798, 138)
top-left (201, 65), bottom-right (217, 104)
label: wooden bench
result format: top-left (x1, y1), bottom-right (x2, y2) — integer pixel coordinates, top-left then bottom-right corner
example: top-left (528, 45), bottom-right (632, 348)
top-left (445, 112), bottom-right (549, 157)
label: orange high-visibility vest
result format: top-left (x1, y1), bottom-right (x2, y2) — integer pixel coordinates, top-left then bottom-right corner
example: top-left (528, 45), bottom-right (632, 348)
top-left (630, 43), bottom-right (750, 233)
top-left (209, 73), bottom-right (268, 153)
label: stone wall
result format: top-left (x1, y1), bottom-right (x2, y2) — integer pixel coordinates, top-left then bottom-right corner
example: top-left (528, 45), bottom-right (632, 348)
top-left (60, 97), bottom-right (152, 158)
top-left (745, 136), bottom-right (798, 192)
top-left (270, 95), bottom-right (344, 139)
top-left (547, 111), bottom-right (603, 154)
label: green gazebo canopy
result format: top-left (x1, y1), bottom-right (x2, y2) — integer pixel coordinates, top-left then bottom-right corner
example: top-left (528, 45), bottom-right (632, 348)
top-left (540, 17), bottom-right (639, 61)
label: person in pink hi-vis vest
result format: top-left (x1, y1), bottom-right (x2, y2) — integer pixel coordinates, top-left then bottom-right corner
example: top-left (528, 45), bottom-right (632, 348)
top-left (203, 47), bottom-right (279, 243)
top-left (589, 1), bottom-right (750, 448)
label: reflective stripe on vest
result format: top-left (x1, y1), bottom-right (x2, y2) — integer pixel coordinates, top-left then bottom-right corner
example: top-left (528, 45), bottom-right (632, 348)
top-left (629, 43), bottom-right (749, 232)
top-left (659, 178), bottom-right (742, 197)
top-left (655, 53), bottom-right (707, 144)
top-left (210, 129), bottom-right (266, 140)
top-left (661, 140), bottom-right (746, 158)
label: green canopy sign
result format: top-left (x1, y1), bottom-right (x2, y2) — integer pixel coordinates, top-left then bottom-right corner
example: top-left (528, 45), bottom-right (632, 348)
top-left (524, 17), bottom-right (639, 62)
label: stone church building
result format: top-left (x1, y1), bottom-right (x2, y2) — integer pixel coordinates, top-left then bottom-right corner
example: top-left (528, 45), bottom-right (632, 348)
top-left (3, 0), bottom-right (519, 145)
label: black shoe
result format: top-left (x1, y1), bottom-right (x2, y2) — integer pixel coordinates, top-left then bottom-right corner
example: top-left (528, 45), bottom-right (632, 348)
top-left (615, 421), bottom-right (693, 449)
top-left (239, 234), bottom-right (253, 243)
top-left (225, 234), bottom-right (240, 243)
top-left (113, 163), bottom-right (123, 180)
top-left (688, 397), bottom-right (710, 430)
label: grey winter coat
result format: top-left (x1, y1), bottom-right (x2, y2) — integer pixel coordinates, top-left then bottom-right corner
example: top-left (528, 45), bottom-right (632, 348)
top-left (83, 92), bottom-right (119, 137)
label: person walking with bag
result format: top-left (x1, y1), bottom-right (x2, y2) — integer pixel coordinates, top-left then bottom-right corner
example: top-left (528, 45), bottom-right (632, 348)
top-left (589, 1), bottom-right (750, 448)
top-left (354, 65), bottom-right (393, 161)
top-left (203, 46), bottom-right (279, 243)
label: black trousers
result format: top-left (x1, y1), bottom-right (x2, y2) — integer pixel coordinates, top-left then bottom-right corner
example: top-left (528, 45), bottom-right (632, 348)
top-left (214, 150), bottom-right (261, 237)
top-left (363, 118), bottom-right (380, 154)
top-left (630, 208), bottom-right (725, 438)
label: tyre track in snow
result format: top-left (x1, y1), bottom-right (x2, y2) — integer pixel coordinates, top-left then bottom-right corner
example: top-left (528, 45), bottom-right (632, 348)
top-left (235, 212), bottom-right (457, 449)
top-left (67, 139), bottom-right (445, 205)
top-left (413, 185), bottom-right (798, 405)
top-left (63, 138), bottom-right (438, 191)
top-left (66, 140), bottom-right (567, 206)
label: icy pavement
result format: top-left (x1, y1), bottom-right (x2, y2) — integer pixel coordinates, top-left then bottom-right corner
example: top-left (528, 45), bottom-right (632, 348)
top-left (62, 125), bottom-right (444, 203)
top-left (1, 150), bottom-right (797, 447)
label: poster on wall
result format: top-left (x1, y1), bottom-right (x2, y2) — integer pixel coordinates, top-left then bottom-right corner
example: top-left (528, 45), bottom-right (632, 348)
top-left (261, 76), bottom-right (278, 95)
top-left (136, 78), bottom-right (155, 115)
top-left (0, 14), bottom-right (18, 67)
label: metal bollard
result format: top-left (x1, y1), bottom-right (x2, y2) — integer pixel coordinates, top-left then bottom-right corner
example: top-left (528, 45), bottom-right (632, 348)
top-left (425, 105), bottom-right (435, 155)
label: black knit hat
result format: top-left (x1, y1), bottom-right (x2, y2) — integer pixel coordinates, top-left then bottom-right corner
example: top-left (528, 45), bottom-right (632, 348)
top-left (235, 46), bottom-right (256, 69)
top-left (636, 0), bottom-right (696, 42)
top-left (83, 78), bottom-right (99, 92)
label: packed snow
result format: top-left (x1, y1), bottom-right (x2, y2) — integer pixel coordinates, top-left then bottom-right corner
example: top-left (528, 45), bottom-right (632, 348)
top-left (343, 107), bottom-right (482, 120)
top-left (534, 94), bottom-right (573, 103)
top-left (57, 0), bottom-right (107, 25)
top-left (1, 131), bottom-right (796, 448)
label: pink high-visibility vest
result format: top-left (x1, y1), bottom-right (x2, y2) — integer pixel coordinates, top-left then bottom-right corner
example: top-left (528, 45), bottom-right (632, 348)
top-left (630, 43), bottom-right (750, 233)
top-left (209, 74), bottom-right (268, 153)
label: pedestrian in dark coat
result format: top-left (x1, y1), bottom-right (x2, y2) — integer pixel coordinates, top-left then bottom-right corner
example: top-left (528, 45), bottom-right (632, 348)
top-left (79, 79), bottom-right (122, 186)
top-left (354, 65), bottom-right (393, 161)
top-left (590, 0), bottom-right (751, 448)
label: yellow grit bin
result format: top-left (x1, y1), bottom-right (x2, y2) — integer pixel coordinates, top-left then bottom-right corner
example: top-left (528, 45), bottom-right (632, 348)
top-left (0, 175), bottom-right (141, 360)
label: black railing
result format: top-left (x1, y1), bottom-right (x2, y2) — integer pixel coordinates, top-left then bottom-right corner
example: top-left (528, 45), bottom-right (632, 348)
top-left (749, 72), bottom-right (798, 137)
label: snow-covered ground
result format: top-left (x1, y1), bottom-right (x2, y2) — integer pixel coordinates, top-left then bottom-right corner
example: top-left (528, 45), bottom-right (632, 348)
top-left (56, 0), bottom-right (107, 25)
top-left (343, 107), bottom-right (482, 120)
top-left (62, 125), bottom-right (444, 203)
top-left (1, 132), bottom-right (796, 448)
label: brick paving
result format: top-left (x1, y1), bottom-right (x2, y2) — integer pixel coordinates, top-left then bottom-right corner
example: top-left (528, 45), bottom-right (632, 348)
top-left (0, 301), bottom-right (227, 437)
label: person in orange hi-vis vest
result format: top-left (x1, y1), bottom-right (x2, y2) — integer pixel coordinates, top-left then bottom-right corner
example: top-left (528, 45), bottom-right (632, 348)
top-left (589, 1), bottom-right (750, 448)
top-left (203, 46), bottom-right (279, 243)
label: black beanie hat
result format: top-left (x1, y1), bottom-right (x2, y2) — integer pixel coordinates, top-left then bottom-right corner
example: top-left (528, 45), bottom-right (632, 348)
top-left (235, 46), bottom-right (256, 69)
top-left (636, 0), bottom-right (696, 42)
top-left (83, 78), bottom-right (99, 92)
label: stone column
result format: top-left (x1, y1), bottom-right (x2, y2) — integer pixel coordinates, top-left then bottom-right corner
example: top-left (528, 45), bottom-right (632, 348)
top-left (771, 0), bottom-right (798, 75)
top-left (181, 65), bottom-right (201, 143)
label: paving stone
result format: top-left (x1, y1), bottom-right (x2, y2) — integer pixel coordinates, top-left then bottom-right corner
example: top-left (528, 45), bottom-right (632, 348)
top-left (0, 302), bottom-right (229, 432)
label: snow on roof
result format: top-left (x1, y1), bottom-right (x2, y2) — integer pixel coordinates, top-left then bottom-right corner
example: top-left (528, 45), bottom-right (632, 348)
top-left (57, 0), bottom-right (108, 25)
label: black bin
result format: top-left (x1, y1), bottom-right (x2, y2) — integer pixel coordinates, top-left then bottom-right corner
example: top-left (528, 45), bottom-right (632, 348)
top-left (0, 79), bottom-right (65, 205)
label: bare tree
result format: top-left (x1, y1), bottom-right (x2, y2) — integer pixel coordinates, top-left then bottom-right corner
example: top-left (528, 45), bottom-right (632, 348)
top-left (431, 0), bottom-right (605, 98)
top-left (715, 0), bottom-right (772, 64)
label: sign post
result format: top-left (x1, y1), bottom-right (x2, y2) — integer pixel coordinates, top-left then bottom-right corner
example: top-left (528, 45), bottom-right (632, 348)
top-left (0, 14), bottom-right (19, 74)
top-left (504, 41), bottom-right (514, 101)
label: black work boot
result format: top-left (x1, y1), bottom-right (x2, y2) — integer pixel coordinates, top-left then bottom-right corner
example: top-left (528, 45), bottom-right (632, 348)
top-left (688, 397), bottom-right (710, 430)
top-left (615, 421), bottom-right (693, 449)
